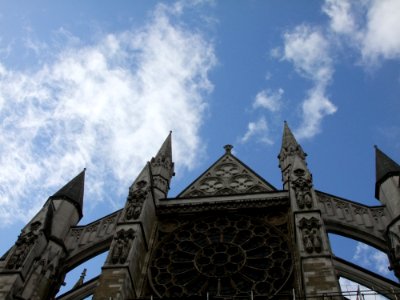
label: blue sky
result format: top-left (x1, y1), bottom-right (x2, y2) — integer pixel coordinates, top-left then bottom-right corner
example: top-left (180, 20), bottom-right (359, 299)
top-left (0, 0), bottom-right (399, 296)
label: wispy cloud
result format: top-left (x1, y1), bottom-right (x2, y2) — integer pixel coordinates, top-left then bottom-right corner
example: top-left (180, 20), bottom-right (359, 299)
top-left (322, 0), bottom-right (357, 35)
top-left (253, 88), bottom-right (283, 112)
top-left (241, 87), bottom-right (283, 145)
top-left (281, 25), bottom-right (337, 139)
top-left (353, 242), bottom-right (390, 276)
top-left (240, 117), bottom-right (272, 145)
top-left (262, 0), bottom-right (400, 142)
top-left (0, 2), bottom-right (216, 226)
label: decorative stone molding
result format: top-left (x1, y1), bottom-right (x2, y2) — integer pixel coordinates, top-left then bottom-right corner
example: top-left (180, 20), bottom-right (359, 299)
top-left (298, 217), bottom-right (322, 254)
top-left (292, 177), bottom-right (313, 209)
top-left (65, 210), bottom-right (121, 269)
top-left (316, 191), bottom-right (388, 251)
top-left (157, 193), bottom-right (289, 215)
top-left (110, 229), bottom-right (136, 265)
top-left (278, 144), bottom-right (306, 167)
top-left (291, 172), bottom-right (313, 210)
top-left (125, 180), bottom-right (148, 221)
top-left (6, 222), bottom-right (41, 269)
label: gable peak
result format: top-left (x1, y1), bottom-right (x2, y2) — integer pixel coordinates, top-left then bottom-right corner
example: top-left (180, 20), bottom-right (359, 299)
top-left (178, 145), bottom-right (276, 198)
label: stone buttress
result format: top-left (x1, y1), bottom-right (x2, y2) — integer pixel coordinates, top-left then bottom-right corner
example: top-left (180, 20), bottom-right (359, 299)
top-left (375, 146), bottom-right (400, 279)
top-left (92, 133), bottom-right (174, 300)
top-left (0, 170), bottom-right (85, 300)
top-left (278, 122), bottom-right (341, 299)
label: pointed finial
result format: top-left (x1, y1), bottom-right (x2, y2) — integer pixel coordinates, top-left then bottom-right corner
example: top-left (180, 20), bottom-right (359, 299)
top-left (279, 121), bottom-right (306, 160)
top-left (224, 145), bottom-right (233, 154)
top-left (72, 268), bottom-right (87, 289)
top-left (49, 169), bottom-right (86, 218)
top-left (154, 132), bottom-right (172, 159)
top-left (150, 132), bottom-right (175, 191)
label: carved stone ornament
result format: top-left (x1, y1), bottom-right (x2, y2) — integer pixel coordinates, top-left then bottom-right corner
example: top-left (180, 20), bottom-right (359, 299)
top-left (6, 222), bottom-right (41, 269)
top-left (152, 155), bottom-right (173, 171)
top-left (291, 170), bottom-right (313, 209)
top-left (298, 217), bottom-right (322, 254)
top-left (279, 145), bottom-right (306, 164)
top-left (125, 180), bottom-right (148, 221)
top-left (179, 153), bottom-right (274, 198)
top-left (110, 229), bottom-right (135, 264)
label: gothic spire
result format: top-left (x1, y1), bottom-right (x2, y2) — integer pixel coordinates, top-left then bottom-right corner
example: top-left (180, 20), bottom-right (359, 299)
top-left (154, 131), bottom-right (172, 161)
top-left (49, 169), bottom-right (85, 217)
top-left (279, 121), bottom-right (306, 163)
top-left (375, 146), bottom-right (400, 198)
top-left (150, 132), bottom-right (174, 195)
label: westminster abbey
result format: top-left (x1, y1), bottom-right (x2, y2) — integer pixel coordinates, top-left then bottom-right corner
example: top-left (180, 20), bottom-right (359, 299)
top-left (1, 123), bottom-right (400, 299)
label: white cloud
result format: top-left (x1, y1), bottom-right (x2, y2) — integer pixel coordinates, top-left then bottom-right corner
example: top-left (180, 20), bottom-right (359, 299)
top-left (323, 0), bottom-right (400, 65)
top-left (282, 25), bottom-right (336, 139)
top-left (253, 88), bottom-right (283, 112)
top-left (240, 117), bottom-right (272, 145)
top-left (322, 0), bottom-right (357, 35)
top-left (0, 3), bottom-right (216, 226)
top-left (283, 25), bottom-right (332, 83)
top-left (297, 85), bottom-right (337, 139)
top-left (353, 242), bottom-right (390, 276)
top-left (362, 0), bottom-right (400, 63)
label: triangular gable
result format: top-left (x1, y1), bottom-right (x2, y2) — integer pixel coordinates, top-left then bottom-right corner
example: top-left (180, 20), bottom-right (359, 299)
top-left (177, 147), bottom-right (276, 198)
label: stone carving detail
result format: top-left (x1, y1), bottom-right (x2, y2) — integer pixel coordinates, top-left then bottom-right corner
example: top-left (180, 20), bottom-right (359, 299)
top-left (152, 154), bottom-right (173, 171)
top-left (229, 175), bottom-right (255, 192)
top-left (298, 217), bottom-right (322, 253)
top-left (125, 180), bottom-right (148, 221)
top-left (158, 196), bottom-right (289, 215)
top-left (199, 178), bottom-right (224, 194)
top-left (150, 215), bottom-right (292, 298)
top-left (110, 229), bottom-right (135, 264)
top-left (316, 191), bottom-right (389, 252)
top-left (291, 169), bottom-right (313, 209)
top-left (278, 144), bottom-right (306, 166)
top-left (215, 163), bottom-right (239, 178)
top-left (7, 222), bottom-right (41, 269)
top-left (179, 153), bottom-right (274, 198)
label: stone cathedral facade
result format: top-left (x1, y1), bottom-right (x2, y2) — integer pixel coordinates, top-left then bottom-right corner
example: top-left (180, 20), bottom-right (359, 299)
top-left (1, 123), bottom-right (400, 300)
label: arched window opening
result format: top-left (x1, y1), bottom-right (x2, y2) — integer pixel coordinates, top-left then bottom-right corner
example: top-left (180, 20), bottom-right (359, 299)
top-left (329, 234), bottom-right (397, 281)
top-left (55, 251), bottom-right (108, 299)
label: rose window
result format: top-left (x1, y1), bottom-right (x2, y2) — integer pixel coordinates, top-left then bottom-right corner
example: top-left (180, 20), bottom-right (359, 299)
top-left (150, 215), bottom-right (292, 298)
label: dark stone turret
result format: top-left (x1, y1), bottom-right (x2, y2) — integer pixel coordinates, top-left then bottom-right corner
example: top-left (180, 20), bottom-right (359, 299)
top-left (375, 146), bottom-right (400, 199)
